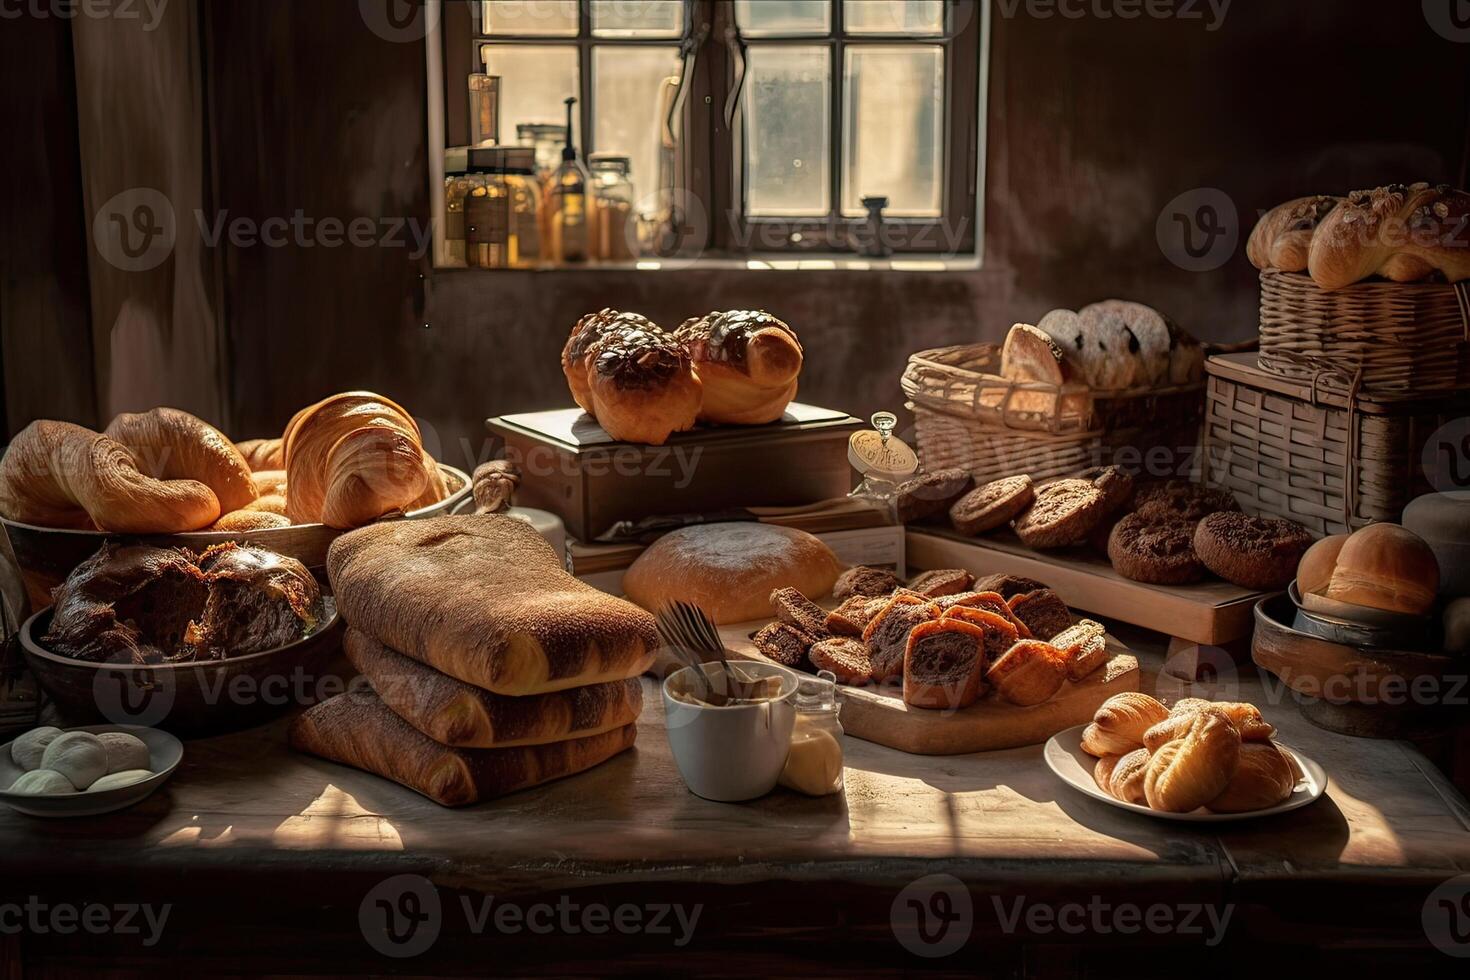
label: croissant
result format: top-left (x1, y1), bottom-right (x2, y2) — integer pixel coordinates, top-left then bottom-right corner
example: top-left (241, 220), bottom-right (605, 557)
top-left (1169, 698), bottom-right (1274, 742)
top-left (105, 407), bottom-right (257, 514)
top-left (585, 324), bottom-right (702, 446)
top-left (1080, 692), bottom-right (1169, 756)
top-left (0, 420), bottom-right (220, 532)
top-left (284, 392), bottom-right (430, 528)
top-left (235, 437), bottom-right (284, 471)
top-left (1246, 195), bottom-right (1340, 272)
top-left (1108, 747), bottom-right (1151, 805)
top-left (407, 454), bottom-right (449, 512)
top-left (1143, 711), bottom-right (1241, 813)
top-left (1094, 754), bottom-right (1123, 795)
top-left (1308, 182), bottom-right (1470, 289)
top-left (1207, 742), bottom-right (1295, 813)
top-left (675, 310), bottom-right (803, 425)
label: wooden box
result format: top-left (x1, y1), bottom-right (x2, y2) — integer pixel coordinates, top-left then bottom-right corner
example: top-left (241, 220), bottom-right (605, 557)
top-left (486, 404), bottom-right (862, 541)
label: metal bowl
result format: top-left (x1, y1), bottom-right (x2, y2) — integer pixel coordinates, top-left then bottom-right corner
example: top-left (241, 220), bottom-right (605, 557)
top-left (0, 464), bottom-right (470, 614)
top-left (1287, 581), bottom-right (1435, 650)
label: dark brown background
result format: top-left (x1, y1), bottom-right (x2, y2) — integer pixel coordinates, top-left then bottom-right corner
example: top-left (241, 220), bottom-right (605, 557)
top-left (2, 0), bottom-right (1467, 470)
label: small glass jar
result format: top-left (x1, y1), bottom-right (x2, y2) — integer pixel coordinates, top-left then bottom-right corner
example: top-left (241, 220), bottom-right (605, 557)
top-left (779, 670), bottom-right (845, 796)
top-left (588, 153), bottom-right (637, 262)
top-left (515, 123), bottom-right (568, 182)
top-left (547, 156), bottom-right (591, 265)
top-left (464, 146), bottom-right (539, 269)
top-left (442, 146), bottom-right (474, 268)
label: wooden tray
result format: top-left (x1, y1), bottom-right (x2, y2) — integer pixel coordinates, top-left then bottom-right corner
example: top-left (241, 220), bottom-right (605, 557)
top-left (906, 527), bottom-right (1266, 646)
top-left (714, 620), bottom-right (1139, 756)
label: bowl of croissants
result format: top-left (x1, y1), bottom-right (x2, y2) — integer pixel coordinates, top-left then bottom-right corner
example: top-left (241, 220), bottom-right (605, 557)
top-left (1045, 693), bottom-right (1327, 821)
top-left (0, 391), bottom-right (470, 611)
top-left (560, 308), bottom-right (805, 445)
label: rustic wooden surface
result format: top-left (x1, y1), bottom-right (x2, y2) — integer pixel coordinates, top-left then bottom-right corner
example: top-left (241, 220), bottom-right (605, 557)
top-left (908, 528), bottom-right (1266, 645)
top-left (716, 619), bottom-right (1140, 755)
top-left (0, 634), bottom-right (1467, 972)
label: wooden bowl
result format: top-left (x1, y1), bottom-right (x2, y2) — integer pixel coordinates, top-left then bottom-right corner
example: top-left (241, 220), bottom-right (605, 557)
top-left (19, 599), bottom-right (345, 737)
top-left (1, 464), bottom-right (470, 613)
top-left (1253, 593), bottom-right (1468, 738)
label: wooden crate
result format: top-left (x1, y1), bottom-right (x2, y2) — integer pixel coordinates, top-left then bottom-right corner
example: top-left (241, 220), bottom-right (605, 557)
top-left (1202, 353), bottom-right (1468, 536)
top-left (487, 404), bottom-right (861, 541)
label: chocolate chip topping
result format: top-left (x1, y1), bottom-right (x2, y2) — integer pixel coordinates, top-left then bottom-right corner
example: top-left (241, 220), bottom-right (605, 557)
top-left (590, 326), bottom-right (690, 391)
top-left (676, 310), bottom-right (800, 371)
top-left (568, 308), bottom-right (660, 362)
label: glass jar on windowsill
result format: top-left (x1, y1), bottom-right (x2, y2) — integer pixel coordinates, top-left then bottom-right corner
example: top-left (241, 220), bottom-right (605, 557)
top-left (463, 146), bottom-right (540, 270)
top-left (588, 153), bottom-right (638, 263)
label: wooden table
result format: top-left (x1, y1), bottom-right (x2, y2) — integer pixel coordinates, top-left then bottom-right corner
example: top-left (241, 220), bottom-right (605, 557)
top-left (1, 634), bottom-right (1468, 976)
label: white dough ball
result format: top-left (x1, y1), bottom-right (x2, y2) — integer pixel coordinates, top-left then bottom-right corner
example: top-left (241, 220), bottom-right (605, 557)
top-left (10, 726), bottom-right (62, 772)
top-left (39, 732), bottom-right (109, 790)
top-left (8, 769), bottom-right (77, 795)
top-left (88, 769), bottom-right (154, 792)
top-left (96, 732), bottom-right (150, 775)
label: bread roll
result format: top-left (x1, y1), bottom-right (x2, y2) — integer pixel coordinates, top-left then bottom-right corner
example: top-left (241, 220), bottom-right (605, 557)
top-left (345, 629), bottom-right (643, 748)
top-left (1002, 322), bottom-right (1077, 386)
top-left (1296, 533), bottom-right (1349, 595)
top-left (1324, 523), bottom-right (1440, 615)
top-left (235, 437), bottom-right (284, 471)
top-left (561, 309), bottom-right (659, 414)
top-left (211, 509), bottom-right (291, 531)
top-left (586, 325), bottom-right (702, 445)
top-left (0, 420), bottom-right (220, 532)
top-left (290, 688), bottom-right (637, 806)
top-left (1076, 306), bottom-right (1143, 389)
top-left (1247, 195), bottom-right (1341, 272)
top-left (621, 522), bottom-right (842, 624)
top-left (676, 310), bottom-right (803, 425)
top-left (105, 407), bottom-right (258, 514)
top-left (326, 515), bottom-right (658, 695)
top-left (1080, 300), bottom-right (1171, 386)
top-left (1308, 183), bottom-right (1470, 290)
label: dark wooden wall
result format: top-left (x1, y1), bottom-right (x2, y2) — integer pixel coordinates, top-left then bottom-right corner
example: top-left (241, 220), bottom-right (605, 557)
top-left (3, 0), bottom-right (1467, 469)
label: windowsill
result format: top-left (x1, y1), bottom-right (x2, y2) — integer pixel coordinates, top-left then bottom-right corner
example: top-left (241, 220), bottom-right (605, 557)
top-left (432, 252), bottom-right (982, 273)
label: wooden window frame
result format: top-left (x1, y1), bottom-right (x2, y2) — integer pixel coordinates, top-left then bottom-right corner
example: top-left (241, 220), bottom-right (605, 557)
top-left (441, 0), bottom-right (982, 259)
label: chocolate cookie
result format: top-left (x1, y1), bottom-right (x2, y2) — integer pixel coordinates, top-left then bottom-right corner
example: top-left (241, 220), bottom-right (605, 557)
top-left (1080, 465), bottom-right (1135, 515)
top-left (1107, 512), bottom-right (1206, 585)
top-left (1193, 512), bottom-right (1314, 590)
top-left (949, 475), bottom-right (1036, 536)
top-left (1133, 480), bottom-right (1240, 524)
top-left (1013, 479), bottom-right (1107, 549)
top-left (896, 469), bottom-right (974, 525)
top-left (809, 637), bottom-right (872, 684)
top-left (907, 568), bottom-right (975, 598)
top-left (833, 565), bottom-right (902, 601)
top-left (972, 573), bottom-right (1050, 600)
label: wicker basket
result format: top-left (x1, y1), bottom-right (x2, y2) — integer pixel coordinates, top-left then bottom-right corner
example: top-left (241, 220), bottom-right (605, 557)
top-left (902, 344), bottom-right (1095, 434)
top-left (1257, 270), bottom-right (1470, 399)
top-left (1202, 353), bottom-right (1467, 536)
top-left (910, 406), bottom-right (1104, 485)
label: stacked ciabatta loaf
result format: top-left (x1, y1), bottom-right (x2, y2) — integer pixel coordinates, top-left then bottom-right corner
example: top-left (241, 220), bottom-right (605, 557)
top-left (560, 307), bottom-right (803, 444)
top-left (0, 391), bottom-right (447, 533)
top-left (289, 515), bottom-right (656, 805)
top-left (1080, 693), bottom-right (1298, 813)
top-left (1248, 182), bottom-right (1470, 289)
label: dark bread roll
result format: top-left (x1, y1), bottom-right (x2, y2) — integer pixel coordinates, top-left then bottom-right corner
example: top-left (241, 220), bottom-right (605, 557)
top-left (193, 542), bottom-right (324, 655)
top-left (289, 687), bottom-right (637, 807)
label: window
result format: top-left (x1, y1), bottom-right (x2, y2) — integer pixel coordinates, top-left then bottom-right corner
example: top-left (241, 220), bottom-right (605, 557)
top-left (442, 0), bottom-right (983, 264)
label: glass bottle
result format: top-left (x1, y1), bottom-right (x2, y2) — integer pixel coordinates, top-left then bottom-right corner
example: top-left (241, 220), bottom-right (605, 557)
top-left (547, 97), bottom-right (589, 265)
top-left (464, 147), bottom-right (518, 269)
top-left (468, 74), bottom-right (501, 147)
top-left (515, 122), bottom-right (568, 181)
top-left (442, 146), bottom-right (473, 268)
top-left (588, 153), bottom-right (637, 262)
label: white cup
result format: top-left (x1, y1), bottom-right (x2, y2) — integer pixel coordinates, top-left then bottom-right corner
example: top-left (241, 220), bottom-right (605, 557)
top-left (662, 661), bottom-right (800, 802)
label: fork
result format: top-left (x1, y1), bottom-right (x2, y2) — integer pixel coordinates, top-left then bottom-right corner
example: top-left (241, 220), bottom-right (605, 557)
top-left (655, 600), bottom-right (752, 703)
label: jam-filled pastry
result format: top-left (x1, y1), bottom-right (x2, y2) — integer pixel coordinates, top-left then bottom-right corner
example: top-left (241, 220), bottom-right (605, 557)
top-left (586, 325), bottom-right (702, 446)
top-left (561, 309), bottom-right (663, 414)
top-left (675, 310), bottom-right (803, 425)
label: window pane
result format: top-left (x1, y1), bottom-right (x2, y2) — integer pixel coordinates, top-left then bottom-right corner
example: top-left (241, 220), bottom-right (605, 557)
top-left (481, 1), bottom-right (578, 36)
top-left (745, 46), bottom-right (831, 217)
top-left (593, 46), bottom-right (682, 216)
top-left (591, 0), bottom-right (682, 37)
top-left (481, 45), bottom-right (581, 146)
top-left (842, 45), bottom-right (943, 217)
top-left (843, 0), bottom-right (945, 34)
top-left (734, 0), bottom-right (831, 37)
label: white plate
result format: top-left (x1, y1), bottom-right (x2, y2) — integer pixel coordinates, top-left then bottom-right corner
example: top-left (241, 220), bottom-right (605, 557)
top-left (1044, 723), bottom-right (1327, 822)
top-left (0, 725), bottom-right (183, 818)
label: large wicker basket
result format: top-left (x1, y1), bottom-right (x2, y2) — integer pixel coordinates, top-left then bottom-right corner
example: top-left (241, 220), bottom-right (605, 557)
top-left (904, 343), bottom-right (1207, 485)
top-left (1257, 270), bottom-right (1470, 398)
top-left (1202, 353), bottom-right (1466, 536)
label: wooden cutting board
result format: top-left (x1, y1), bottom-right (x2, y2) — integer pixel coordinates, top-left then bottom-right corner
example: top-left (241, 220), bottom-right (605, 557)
top-left (711, 620), bottom-right (1139, 756)
top-left (906, 527), bottom-right (1267, 646)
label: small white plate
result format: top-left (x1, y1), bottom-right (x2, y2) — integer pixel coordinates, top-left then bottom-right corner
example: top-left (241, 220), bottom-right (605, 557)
top-left (0, 725), bottom-right (183, 818)
top-left (1044, 723), bottom-right (1327, 822)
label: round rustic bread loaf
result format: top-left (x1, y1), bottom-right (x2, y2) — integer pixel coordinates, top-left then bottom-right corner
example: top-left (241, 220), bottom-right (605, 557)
top-left (622, 522), bottom-right (842, 624)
